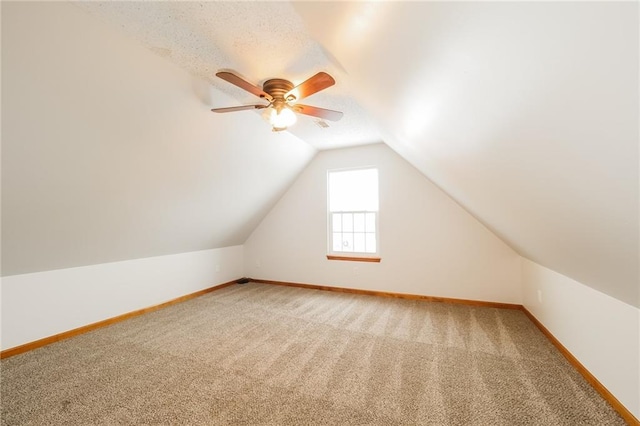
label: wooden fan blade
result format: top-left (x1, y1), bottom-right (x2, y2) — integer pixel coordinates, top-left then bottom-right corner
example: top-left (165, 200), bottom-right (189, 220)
top-left (285, 72), bottom-right (335, 101)
top-left (216, 71), bottom-right (273, 102)
top-left (292, 104), bottom-right (343, 121)
top-left (211, 104), bottom-right (268, 113)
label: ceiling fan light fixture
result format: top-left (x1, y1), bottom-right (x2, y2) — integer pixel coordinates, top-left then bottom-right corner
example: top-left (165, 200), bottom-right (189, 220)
top-left (270, 106), bottom-right (297, 131)
top-left (212, 71), bottom-right (342, 132)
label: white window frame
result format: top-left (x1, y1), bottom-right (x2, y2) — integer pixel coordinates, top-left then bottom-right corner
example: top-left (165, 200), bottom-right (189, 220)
top-left (327, 167), bottom-right (380, 261)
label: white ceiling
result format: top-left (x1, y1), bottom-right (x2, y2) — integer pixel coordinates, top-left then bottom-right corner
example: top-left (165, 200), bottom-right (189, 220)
top-left (3, 2), bottom-right (637, 308)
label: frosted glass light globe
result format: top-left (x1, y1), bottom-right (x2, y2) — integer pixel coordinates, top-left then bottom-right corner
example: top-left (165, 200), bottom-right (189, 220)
top-left (270, 107), bottom-right (297, 130)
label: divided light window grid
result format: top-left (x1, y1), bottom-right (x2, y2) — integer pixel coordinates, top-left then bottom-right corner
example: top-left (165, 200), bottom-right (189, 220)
top-left (328, 167), bottom-right (379, 255)
top-left (331, 211), bottom-right (377, 253)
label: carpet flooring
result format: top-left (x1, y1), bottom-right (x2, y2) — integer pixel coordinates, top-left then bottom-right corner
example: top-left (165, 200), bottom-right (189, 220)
top-left (1, 283), bottom-right (626, 425)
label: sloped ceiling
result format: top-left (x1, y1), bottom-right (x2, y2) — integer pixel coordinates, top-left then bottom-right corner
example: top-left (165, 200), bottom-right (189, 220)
top-left (3, 2), bottom-right (638, 308)
top-left (294, 1), bottom-right (639, 307)
top-left (1, 2), bottom-right (317, 275)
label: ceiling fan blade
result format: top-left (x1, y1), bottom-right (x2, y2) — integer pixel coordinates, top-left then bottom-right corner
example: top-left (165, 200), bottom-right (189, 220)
top-left (211, 104), bottom-right (268, 113)
top-left (285, 72), bottom-right (335, 101)
top-left (292, 104), bottom-right (343, 121)
top-left (216, 71), bottom-right (273, 102)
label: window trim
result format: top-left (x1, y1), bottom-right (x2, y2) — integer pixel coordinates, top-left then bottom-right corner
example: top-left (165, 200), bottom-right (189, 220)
top-left (327, 167), bottom-right (380, 261)
top-left (326, 255), bottom-right (381, 263)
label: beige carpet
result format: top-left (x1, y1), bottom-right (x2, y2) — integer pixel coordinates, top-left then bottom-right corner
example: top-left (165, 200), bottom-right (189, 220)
top-left (1, 283), bottom-right (625, 425)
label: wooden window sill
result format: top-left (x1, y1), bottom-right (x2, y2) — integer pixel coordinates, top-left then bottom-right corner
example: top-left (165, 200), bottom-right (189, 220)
top-left (326, 255), bottom-right (381, 263)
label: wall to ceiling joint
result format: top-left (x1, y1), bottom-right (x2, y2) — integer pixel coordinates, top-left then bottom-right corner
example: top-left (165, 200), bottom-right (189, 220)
top-left (1, 1), bottom-right (316, 277)
top-left (293, 1), bottom-right (639, 308)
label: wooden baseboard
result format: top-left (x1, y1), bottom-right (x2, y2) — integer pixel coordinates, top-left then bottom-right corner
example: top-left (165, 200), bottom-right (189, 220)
top-left (249, 278), bottom-right (522, 310)
top-left (0, 279), bottom-right (239, 359)
top-left (252, 278), bottom-right (637, 424)
top-left (3, 276), bottom-right (636, 424)
top-left (522, 308), bottom-right (639, 426)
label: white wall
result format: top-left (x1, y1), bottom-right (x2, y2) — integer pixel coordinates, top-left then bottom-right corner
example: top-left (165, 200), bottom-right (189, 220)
top-left (244, 144), bottom-right (522, 303)
top-left (522, 259), bottom-right (640, 419)
top-left (1, 246), bottom-right (243, 351)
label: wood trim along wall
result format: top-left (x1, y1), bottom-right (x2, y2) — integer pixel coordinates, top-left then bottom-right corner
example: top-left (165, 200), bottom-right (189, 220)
top-left (251, 278), bottom-right (638, 424)
top-left (2, 275), bottom-right (636, 424)
top-left (0, 279), bottom-right (239, 360)
top-left (522, 308), bottom-right (639, 426)
top-left (326, 255), bottom-right (381, 262)
top-left (249, 278), bottom-right (522, 310)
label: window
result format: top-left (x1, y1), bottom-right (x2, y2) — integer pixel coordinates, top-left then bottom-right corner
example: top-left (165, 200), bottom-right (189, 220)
top-left (327, 167), bottom-right (380, 261)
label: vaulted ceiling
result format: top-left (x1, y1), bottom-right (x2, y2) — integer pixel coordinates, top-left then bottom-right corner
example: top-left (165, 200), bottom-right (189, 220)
top-left (2, 2), bottom-right (637, 307)
top-left (293, 1), bottom-right (639, 307)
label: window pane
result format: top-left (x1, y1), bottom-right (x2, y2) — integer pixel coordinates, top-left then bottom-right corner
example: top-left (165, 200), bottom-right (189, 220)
top-left (353, 213), bottom-right (365, 232)
top-left (365, 233), bottom-right (376, 253)
top-left (341, 233), bottom-right (353, 252)
top-left (342, 213), bottom-right (353, 232)
top-left (332, 213), bottom-right (342, 232)
top-left (353, 233), bottom-right (365, 252)
top-left (328, 168), bottom-right (378, 212)
top-left (365, 213), bottom-right (376, 232)
top-left (332, 233), bottom-right (342, 251)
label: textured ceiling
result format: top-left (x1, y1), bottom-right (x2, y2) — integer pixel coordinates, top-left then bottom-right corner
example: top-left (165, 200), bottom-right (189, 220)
top-left (74, 1), bottom-right (382, 150)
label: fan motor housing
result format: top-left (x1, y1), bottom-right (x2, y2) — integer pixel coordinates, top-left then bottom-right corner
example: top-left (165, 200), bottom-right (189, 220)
top-left (263, 79), bottom-right (294, 100)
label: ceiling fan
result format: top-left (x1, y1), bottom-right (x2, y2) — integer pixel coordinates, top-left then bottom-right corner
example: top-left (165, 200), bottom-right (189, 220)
top-left (211, 71), bottom-right (343, 132)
